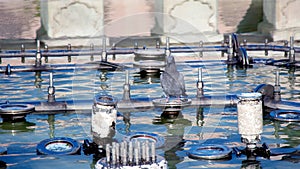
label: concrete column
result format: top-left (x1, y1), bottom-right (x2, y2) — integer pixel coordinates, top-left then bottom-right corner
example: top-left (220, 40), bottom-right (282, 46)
top-left (258, 0), bottom-right (300, 41)
top-left (39, 0), bottom-right (104, 46)
top-left (162, 0), bottom-right (222, 43)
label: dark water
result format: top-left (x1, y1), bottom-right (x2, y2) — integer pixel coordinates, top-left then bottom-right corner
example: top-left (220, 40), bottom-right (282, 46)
top-left (1, 52), bottom-right (300, 168)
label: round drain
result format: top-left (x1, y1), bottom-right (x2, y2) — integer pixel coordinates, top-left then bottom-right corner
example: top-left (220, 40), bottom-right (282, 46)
top-left (124, 132), bottom-right (165, 148)
top-left (187, 144), bottom-right (232, 160)
top-left (94, 95), bottom-right (117, 106)
top-left (37, 137), bottom-right (81, 155)
top-left (270, 109), bottom-right (300, 122)
top-left (0, 104), bottom-right (34, 121)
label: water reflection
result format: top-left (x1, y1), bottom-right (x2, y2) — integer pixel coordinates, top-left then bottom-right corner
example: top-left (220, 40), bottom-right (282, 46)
top-left (47, 114), bottom-right (55, 138)
top-left (133, 70), bottom-right (161, 84)
top-left (0, 120), bottom-right (35, 134)
top-left (273, 121), bottom-right (300, 147)
top-left (241, 160), bottom-right (262, 169)
top-left (34, 71), bottom-right (43, 88)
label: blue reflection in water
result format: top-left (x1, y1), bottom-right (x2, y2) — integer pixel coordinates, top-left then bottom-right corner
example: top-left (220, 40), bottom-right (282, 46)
top-left (0, 60), bottom-right (300, 168)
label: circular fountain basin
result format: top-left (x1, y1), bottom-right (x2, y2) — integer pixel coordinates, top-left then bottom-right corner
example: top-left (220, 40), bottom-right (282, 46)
top-left (270, 109), bottom-right (300, 122)
top-left (123, 132), bottom-right (165, 148)
top-left (0, 103), bottom-right (35, 121)
top-left (36, 137), bottom-right (81, 155)
top-left (187, 144), bottom-right (232, 160)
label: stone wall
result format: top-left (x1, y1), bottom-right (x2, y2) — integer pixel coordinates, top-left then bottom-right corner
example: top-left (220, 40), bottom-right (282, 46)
top-left (258, 0), bottom-right (300, 41)
top-left (36, 0), bottom-right (300, 45)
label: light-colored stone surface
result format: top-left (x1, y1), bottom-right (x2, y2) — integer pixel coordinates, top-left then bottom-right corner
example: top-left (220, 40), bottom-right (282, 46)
top-left (258, 0), bottom-right (300, 41)
top-left (0, 0), bottom-right (298, 45)
top-left (40, 0), bottom-right (104, 39)
top-left (104, 0), bottom-right (155, 37)
top-left (163, 0), bottom-right (222, 43)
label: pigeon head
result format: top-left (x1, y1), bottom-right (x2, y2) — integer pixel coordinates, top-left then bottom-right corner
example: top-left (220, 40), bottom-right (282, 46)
top-left (165, 54), bottom-right (177, 72)
top-left (166, 54), bottom-right (175, 65)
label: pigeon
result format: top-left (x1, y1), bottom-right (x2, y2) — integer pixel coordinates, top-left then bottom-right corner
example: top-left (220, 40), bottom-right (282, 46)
top-left (160, 54), bottom-right (187, 101)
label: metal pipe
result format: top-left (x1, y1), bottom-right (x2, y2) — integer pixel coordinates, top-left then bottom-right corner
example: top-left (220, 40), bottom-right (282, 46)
top-left (115, 143), bottom-right (120, 165)
top-left (199, 41), bottom-right (203, 57)
top-left (221, 40), bottom-right (225, 57)
top-left (112, 142), bottom-right (116, 165)
top-left (151, 142), bottom-right (155, 162)
top-left (44, 45), bottom-right (49, 63)
top-left (264, 38), bottom-right (268, 56)
top-left (243, 39), bottom-right (247, 47)
top-left (274, 69), bottom-right (281, 101)
top-left (123, 70), bottom-right (131, 101)
top-left (145, 140), bottom-right (150, 163)
top-left (156, 41), bottom-right (160, 49)
top-left (284, 40), bottom-right (288, 57)
top-left (196, 68), bottom-right (204, 98)
top-left (134, 141), bottom-right (139, 165)
top-left (227, 35), bottom-right (233, 62)
top-left (35, 40), bottom-right (42, 66)
top-left (289, 36), bottom-right (295, 63)
top-left (166, 37), bottom-right (170, 56)
top-left (21, 44), bottom-right (25, 52)
top-left (134, 42), bottom-right (138, 50)
top-left (90, 43), bottom-right (94, 61)
top-left (129, 141), bottom-right (133, 164)
top-left (102, 37), bottom-right (107, 61)
top-left (0, 62), bottom-right (120, 73)
top-left (106, 144), bottom-right (111, 164)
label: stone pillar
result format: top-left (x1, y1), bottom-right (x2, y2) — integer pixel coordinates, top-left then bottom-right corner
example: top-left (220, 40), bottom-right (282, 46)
top-left (162, 0), bottom-right (222, 43)
top-left (39, 0), bottom-right (104, 46)
top-left (258, 0), bottom-right (300, 41)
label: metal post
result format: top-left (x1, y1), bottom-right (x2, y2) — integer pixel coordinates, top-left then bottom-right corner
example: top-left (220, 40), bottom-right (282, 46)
top-left (156, 40), bottom-right (160, 49)
top-left (264, 38), bottom-right (268, 56)
top-left (284, 40), bottom-right (288, 58)
top-left (123, 70), bottom-right (131, 100)
top-left (67, 44), bottom-right (72, 62)
top-left (227, 35), bottom-right (233, 62)
top-left (112, 142), bottom-right (116, 166)
top-left (199, 41), bottom-right (203, 57)
top-left (48, 72), bottom-right (55, 102)
top-left (134, 42), bottom-right (138, 50)
top-left (90, 43), bottom-right (94, 61)
top-left (21, 44), bottom-right (25, 63)
top-left (274, 69), bottom-right (281, 101)
top-left (44, 45), bottom-right (49, 63)
top-left (221, 40), bottom-right (225, 57)
top-left (166, 37), bottom-right (170, 57)
top-left (145, 140), bottom-right (149, 163)
top-left (196, 68), bottom-right (204, 98)
top-left (101, 37), bottom-right (107, 61)
top-left (106, 144), bottom-right (111, 165)
top-left (243, 39), bottom-right (247, 47)
top-left (111, 43), bottom-right (116, 60)
top-left (151, 141), bottom-right (156, 163)
top-left (129, 141), bottom-right (133, 165)
top-left (289, 36), bottom-right (295, 63)
top-left (5, 64), bottom-right (11, 75)
top-left (92, 95), bottom-right (117, 146)
top-left (35, 40), bottom-right (42, 66)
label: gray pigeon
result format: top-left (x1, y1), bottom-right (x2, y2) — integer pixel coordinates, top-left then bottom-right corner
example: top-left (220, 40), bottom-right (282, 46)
top-left (160, 54), bottom-right (187, 100)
